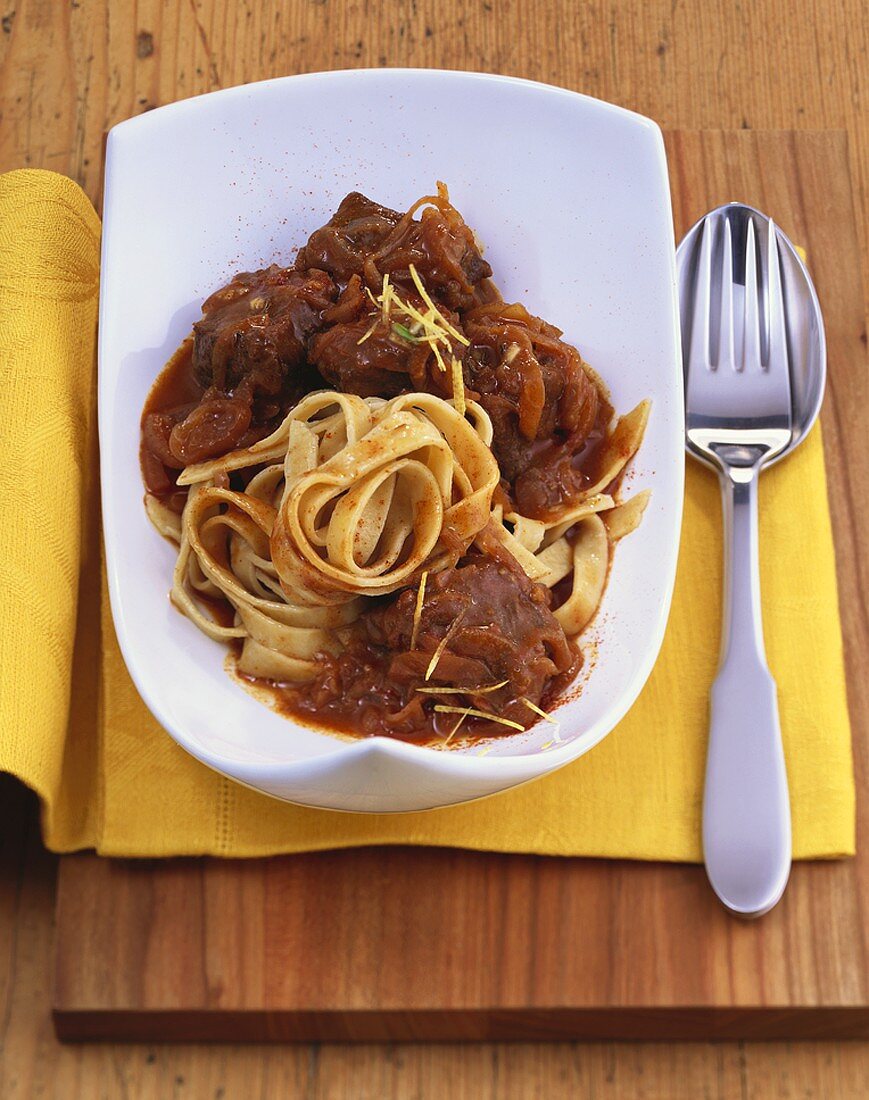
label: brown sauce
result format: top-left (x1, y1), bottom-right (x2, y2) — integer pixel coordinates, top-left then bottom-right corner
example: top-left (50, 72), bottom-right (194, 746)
top-left (233, 632), bottom-right (584, 745)
top-left (143, 338), bottom-right (203, 414)
top-left (140, 340), bottom-right (204, 501)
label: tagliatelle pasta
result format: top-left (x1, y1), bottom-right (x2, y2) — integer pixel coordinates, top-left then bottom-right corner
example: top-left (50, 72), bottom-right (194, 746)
top-left (170, 392), bottom-right (499, 679)
top-left (272, 393), bottom-right (499, 602)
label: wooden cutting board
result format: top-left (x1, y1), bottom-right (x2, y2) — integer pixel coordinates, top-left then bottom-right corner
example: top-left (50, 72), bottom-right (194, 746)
top-left (53, 130), bottom-right (868, 1042)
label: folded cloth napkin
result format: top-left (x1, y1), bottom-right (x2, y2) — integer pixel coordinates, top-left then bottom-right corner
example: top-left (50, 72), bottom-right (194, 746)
top-left (0, 170), bottom-right (855, 859)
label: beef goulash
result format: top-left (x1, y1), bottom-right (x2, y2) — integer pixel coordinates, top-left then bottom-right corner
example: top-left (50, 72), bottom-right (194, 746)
top-left (141, 184), bottom-right (650, 744)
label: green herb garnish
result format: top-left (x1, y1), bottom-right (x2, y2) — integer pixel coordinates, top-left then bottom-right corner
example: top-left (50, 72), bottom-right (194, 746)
top-left (392, 322), bottom-right (420, 343)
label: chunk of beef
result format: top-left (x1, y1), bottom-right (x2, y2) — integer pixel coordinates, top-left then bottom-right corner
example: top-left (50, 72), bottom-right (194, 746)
top-left (369, 200), bottom-right (492, 311)
top-left (370, 551), bottom-right (575, 711)
top-left (192, 265), bottom-right (336, 397)
top-left (462, 302), bottom-right (611, 519)
top-left (309, 277), bottom-right (460, 399)
top-left (297, 189), bottom-right (492, 311)
top-left (295, 192), bottom-right (403, 283)
top-left (292, 549), bottom-right (577, 739)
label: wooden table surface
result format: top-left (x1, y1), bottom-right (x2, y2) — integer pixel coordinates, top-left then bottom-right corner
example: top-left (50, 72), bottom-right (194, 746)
top-left (1, 1), bottom-right (866, 1096)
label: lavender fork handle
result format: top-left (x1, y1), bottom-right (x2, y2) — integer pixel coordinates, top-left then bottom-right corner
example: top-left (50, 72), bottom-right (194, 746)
top-left (702, 466), bottom-right (791, 917)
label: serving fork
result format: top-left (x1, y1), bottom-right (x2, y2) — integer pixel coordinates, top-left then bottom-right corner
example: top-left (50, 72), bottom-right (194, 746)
top-left (678, 203), bottom-right (826, 917)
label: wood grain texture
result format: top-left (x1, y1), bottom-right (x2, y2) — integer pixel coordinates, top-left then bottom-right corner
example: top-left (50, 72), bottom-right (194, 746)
top-left (49, 129), bottom-right (869, 1047)
top-left (1, 0), bottom-right (867, 1095)
top-left (1, 778), bottom-right (867, 1096)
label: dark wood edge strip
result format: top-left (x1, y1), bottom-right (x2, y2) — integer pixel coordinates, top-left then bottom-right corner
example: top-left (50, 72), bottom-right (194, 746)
top-left (53, 1007), bottom-right (869, 1044)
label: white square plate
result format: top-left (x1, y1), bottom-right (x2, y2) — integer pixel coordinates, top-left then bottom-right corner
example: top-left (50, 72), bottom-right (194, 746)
top-left (100, 69), bottom-right (683, 812)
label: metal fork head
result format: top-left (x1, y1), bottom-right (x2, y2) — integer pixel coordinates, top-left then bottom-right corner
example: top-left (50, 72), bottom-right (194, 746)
top-left (679, 204), bottom-right (795, 472)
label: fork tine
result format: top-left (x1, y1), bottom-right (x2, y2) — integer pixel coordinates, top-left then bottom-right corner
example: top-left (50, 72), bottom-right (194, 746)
top-left (718, 217), bottom-right (735, 371)
top-left (766, 219), bottom-right (788, 370)
top-left (689, 215), bottom-right (714, 371)
top-left (743, 218), bottom-right (762, 372)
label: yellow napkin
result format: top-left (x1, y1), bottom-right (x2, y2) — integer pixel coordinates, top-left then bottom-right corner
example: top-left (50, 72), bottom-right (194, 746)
top-left (0, 170), bottom-right (855, 860)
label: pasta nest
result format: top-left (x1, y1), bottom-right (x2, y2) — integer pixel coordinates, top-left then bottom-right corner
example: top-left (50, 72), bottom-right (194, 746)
top-left (148, 389), bottom-right (649, 684)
